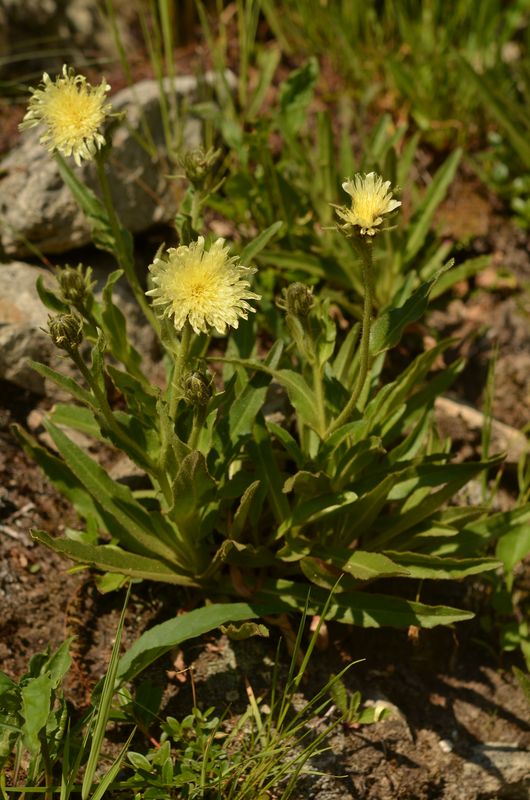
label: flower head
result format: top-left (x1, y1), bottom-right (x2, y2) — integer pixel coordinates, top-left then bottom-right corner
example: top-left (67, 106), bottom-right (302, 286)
top-left (146, 237), bottom-right (260, 335)
top-left (47, 313), bottom-right (83, 351)
top-left (335, 172), bottom-right (401, 236)
top-left (19, 65), bottom-right (111, 165)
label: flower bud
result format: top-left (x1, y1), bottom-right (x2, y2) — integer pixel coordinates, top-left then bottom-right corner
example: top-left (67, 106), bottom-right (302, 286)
top-left (47, 313), bottom-right (83, 351)
top-left (178, 147), bottom-right (222, 189)
top-left (182, 370), bottom-right (212, 407)
top-left (277, 282), bottom-right (314, 318)
top-left (57, 263), bottom-right (95, 307)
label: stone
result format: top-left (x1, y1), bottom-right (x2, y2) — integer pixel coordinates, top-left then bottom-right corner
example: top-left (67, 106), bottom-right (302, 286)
top-left (0, 260), bottom-right (156, 395)
top-left (460, 742), bottom-right (530, 797)
top-left (0, 262), bottom-right (56, 393)
top-left (1, 73), bottom-right (233, 257)
top-left (0, 1), bottom-right (122, 79)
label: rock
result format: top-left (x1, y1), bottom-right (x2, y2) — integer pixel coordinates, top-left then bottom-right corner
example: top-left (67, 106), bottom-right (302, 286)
top-left (1, 73), bottom-right (233, 257)
top-left (0, 1), bottom-right (121, 78)
top-left (0, 260), bottom-right (155, 395)
top-left (0, 262), bottom-right (56, 393)
top-left (435, 395), bottom-right (528, 464)
top-left (461, 742), bottom-right (530, 797)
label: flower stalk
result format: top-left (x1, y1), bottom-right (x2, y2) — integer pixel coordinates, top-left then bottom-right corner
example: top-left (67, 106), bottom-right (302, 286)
top-left (327, 239), bottom-right (373, 436)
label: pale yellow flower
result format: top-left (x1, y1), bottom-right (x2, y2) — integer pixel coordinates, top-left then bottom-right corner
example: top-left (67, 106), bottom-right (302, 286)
top-left (146, 237), bottom-right (260, 335)
top-left (336, 172), bottom-right (401, 236)
top-left (19, 65), bottom-right (111, 166)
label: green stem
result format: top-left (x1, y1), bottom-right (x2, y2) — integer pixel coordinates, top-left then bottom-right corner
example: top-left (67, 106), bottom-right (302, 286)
top-left (190, 190), bottom-right (202, 232)
top-left (94, 155), bottom-right (159, 335)
top-left (188, 405), bottom-right (207, 451)
top-left (70, 349), bottom-right (153, 470)
top-left (169, 322), bottom-right (192, 420)
top-left (159, 322), bottom-right (194, 488)
top-left (312, 359), bottom-right (326, 438)
top-left (327, 241), bottom-right (373, 435)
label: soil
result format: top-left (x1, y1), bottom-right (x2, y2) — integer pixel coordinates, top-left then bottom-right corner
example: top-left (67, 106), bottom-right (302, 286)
top-left (2, 14), bottom-right (530, 800)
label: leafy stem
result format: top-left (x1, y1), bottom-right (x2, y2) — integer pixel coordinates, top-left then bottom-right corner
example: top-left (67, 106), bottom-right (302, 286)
top-left (69, 348), bottom-right (153, 471)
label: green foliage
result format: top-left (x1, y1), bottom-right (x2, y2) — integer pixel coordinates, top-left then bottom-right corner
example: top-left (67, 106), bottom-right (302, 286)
top-left (0, 594), bottom-right (372, 799)
top-left (17, 14), bottom-right (529, 642)
top-left (25, 247), bottom-right (515, 630)
top-left (261, 0), bottom-right (528, 148)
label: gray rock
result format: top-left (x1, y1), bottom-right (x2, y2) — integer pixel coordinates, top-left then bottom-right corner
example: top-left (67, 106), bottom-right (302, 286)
top-left (0, 262), bottom-right (56, 393)
top-left (0, 1), bottom-right (121, 75)
top-left (0, 260), bottom-right (155, 395)
top-left (1, 73), bottom-right (232, 257)
top-left (460, 742), bottom-right (530, 796)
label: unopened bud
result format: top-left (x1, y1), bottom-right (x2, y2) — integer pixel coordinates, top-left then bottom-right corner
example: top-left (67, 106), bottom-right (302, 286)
top-left (47, 313), bottom-right (83, 351)
top-left (178, 147), bottom-right (222, 189)
top-left (182, 370), bottom-right (212, 407)
top-left (57, 263), bottom-right (95, 307)
top-left (277, 282), bottom-right (314, 318)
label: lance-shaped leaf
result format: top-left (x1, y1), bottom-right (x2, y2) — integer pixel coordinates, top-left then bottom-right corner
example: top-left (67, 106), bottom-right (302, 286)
top-left (43, 420), bottom-right (180, 563)
top-left (171, 450), bottom-right (216, 525)
top-left (253, 579), bottom-right (474, 628)
top-left (33, 532), bottom-right (195, 584)
top-left (382, 551), bottom-right (502, 579)
top-left (370, 265), bottom-right (453, 356)
top-left (116, 602), bottom-right (284, 683)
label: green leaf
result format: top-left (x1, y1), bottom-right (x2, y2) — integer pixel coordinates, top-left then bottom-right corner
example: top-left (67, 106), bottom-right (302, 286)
top-left (36, 275), bottom-right (69, 313)
top-left (370, 268), bottom-right (452, 355)
top-left (43, 420), bottom-right (180, 563)
top-left (101, 270), bottom-right (144, 375)
top-left (463, 504), bottom-right (530, 545)
top-left (274, 369), bottom-right (320, 431)
top-left (266, 420), bottom-right (305, 468)
top-left (371, 457), bottom-right (503, 546)
top-left (50, 403), bottom-right (101, 438)
top-left (228, 371), bottom-right (270, 444)
top-left (171, 451), bottom-right (216, 525)
top-left (21, 672), bottom-right (53, 755)
top-left (29, 361), bottom-right (95, 407)
top-left (43, 639), bottom-right (72, 687)
top-left (116, 602), bottom-right (282, 683)
top-left (429, 256), bottom-right (490, 299)
top-left (332, 323), bottom-right (360, 386)
top-left (496, 524), bottom-right (530, 586)
top-left (253, 579), bottom-right (473, 627)
top-left (13, 424), bottom-right (106, 526)
top-left (247, 46), bottom-right (281, 118)
top-left (83, 585), bottom-right (131, 800)
top-left (32, 532), bottom-right (197, 585)
top-left (335, 474), bottom-right (398, 546)
top-left (383, 551), bottom-right (501, 579)
top-left (231, 480), bottom-right (261, 540)
top-left (106, 365), bottom-right (158, 418)
top-left (240, 220), bottom-right (283, 262)
top-left (310, 548), bottom-right (411, 581)
top-left (405, 148), bottom-right (461, 262)
top-left (278, 490), bottom-right (359, 538)
top-left (279, 57), bottom-right (319, 137)
top-left (283, 471), bottom-right (332, 497)
top-left (220, 356), bottom-right (321, 433)
top-left (0, 674), bottom-right (22, 770)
